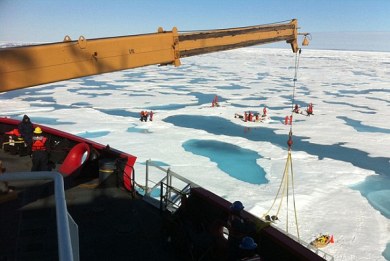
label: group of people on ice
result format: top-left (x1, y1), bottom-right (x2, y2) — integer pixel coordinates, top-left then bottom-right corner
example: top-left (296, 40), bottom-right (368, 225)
top-left (235, 106), bottom-right (268, 123)
top-left (140, 111), bottom-right (154, 122)
top-left (293, 103), bottom-right (314, 116)
top-left (284, 103), bottom-right (314, 125)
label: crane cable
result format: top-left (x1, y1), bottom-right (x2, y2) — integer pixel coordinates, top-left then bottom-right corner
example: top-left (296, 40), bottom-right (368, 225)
top-left (263, 48), bottom-right (302, 240)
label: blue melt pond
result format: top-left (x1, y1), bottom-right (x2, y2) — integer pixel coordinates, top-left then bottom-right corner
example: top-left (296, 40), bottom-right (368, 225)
top-left (183, 139), bottom-right (268, 185)
top-left (136, 187), bottom-right (162, 198)
top-left (78, 131), bottom-right (110, 138)
top-left (338, 116), bottom-right (390, 134)
top-left (352, 175), bottom-right (390, 219)
top-left (32, 117), bottom-right (74, 125)
top-left (127, 126), bottom-right (152, 134)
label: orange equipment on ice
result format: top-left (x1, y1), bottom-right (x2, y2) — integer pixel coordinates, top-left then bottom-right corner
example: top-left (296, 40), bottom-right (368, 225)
top-left (310, 234), bottom-right (334, 248)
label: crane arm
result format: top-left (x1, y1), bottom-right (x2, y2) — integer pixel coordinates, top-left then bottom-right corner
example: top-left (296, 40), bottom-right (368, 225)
top-left (178, 20), bottom-right (298, 58)
top-left (0, 19), bottom-right (300, 92)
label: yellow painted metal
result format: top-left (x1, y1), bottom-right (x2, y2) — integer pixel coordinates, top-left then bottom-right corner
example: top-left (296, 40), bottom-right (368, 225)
top-left (179, 19), bottom-right (299, 56)
top-left (0, 19), bottom-right (300, 92)
top-left (0, 31), bottom-right (176, 92)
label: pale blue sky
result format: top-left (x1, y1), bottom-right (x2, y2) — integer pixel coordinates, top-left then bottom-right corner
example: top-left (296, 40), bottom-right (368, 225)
top-left (1, 0), bottom-right (390, 51)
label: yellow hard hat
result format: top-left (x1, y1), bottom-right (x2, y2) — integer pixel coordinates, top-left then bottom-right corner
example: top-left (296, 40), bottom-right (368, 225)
top-left (34, 127), bottom-right (42, 134)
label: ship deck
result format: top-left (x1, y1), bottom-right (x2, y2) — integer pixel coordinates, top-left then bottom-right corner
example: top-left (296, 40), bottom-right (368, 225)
top-left (0, 117), bottom-right (331, 261)
top-left (0, 149), bottom-right (178, 261)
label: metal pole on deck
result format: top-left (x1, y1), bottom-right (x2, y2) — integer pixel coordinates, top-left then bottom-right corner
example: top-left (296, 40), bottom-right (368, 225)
top-left (0, 171), bottom-right (76, 261)
top-left (167, 168), bottom-right (172, 200)
top-left (146, 159), bottom-right (150, 195)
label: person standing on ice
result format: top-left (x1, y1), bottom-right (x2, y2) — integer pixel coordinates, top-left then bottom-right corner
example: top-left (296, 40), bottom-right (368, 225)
top-left (248, 112), bottom-right (253, 122)
top-left (212, 95), bottom-right (219, 107)
top-left (284, 116), bottom-right (289, 125)
top-left (262, 106), bottom-right (267, 116)
top-left (306, 103), bottom-right (313, 115)
top-left (149, 111), bottom-right (154, 121)
top-left (294, 104), bottom-right (299, 113)
top-left (144, 111), bottom-right (149, 121)
top-left (140, 111), bottom-right (148, 122)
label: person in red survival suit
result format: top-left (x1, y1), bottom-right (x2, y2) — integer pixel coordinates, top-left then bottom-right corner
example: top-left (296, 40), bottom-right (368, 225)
top-left (31, 127), bottom-right (49, 171)
top-left (307, 103), bottom-right (313, 115)
top-left (294, 104), bottom-right (299, 113)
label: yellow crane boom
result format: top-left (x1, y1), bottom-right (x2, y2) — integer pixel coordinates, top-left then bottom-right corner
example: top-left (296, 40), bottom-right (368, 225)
top-left (0, 19), bottom-right (302, 92)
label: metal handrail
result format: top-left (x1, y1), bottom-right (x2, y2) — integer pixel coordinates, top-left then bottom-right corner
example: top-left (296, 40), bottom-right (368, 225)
top-left (145, 159), bottom-right (199, 190)
top-left (143, 159), bottom-right (198, 211)
top-left (159, 181), bottom-right (189, 212)
top-left (142, 160), bottom-right (334, 260)
top-left (0, 171), bottom-right (78, 261)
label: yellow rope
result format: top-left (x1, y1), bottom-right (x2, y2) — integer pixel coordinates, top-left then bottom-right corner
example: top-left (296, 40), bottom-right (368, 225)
top-left (277, 158), bottom-right (289, 217)
top-left (263, 150), bottom-right (300, 239)
top-left (262, 49), bottom-right (302, 240)
top-left (262, 156), bottom-right (288, 218)
top-left (290, 151), bottom-right (300, 239)
top-left (262, 151), bottom-right (289, 219)
top-left (285, 152), bottom-right (290, 233)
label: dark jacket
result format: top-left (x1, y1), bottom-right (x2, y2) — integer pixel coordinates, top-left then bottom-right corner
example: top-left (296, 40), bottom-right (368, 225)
top-left (18, 115), bottom-right (34, 143)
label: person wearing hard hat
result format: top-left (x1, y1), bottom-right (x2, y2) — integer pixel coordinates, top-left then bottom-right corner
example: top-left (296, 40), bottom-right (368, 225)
top-left (31, 127), bottom-right (49, 171)
top-left (227, 201), bottom-right (248, 261)
top-left (239, 236), bottom-right (262, 261)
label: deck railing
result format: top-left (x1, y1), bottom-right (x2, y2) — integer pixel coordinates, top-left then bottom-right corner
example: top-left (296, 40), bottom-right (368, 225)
top-left (0, 171), bottom-right (79, 261)
top-left (138, 159), bottom-right (334, 260)
top-left (138, 159), bottom-right (198, 211)
top-left (270, 224), bottom-right (334, 260)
